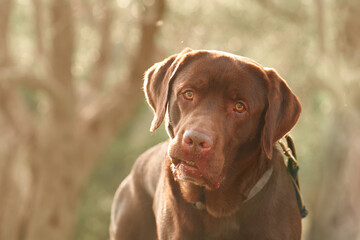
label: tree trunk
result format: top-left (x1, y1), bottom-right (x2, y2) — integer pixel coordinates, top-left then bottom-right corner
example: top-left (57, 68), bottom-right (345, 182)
top-left (0, 0), bottom-right (12, 66)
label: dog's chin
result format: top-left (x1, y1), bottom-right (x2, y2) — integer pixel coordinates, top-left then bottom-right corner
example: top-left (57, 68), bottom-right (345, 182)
top-left (170, 161), bottom-right (221, 190)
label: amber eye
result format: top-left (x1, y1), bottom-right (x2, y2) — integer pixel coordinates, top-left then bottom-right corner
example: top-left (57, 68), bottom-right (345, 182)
top-left (183, 90), bottom-right (194, 100)
top-left (234, 102), bottom-right (246, 113)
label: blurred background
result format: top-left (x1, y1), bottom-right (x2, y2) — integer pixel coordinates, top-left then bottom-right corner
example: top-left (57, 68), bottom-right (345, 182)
top-left (0, 0), bottom-right (359, 239)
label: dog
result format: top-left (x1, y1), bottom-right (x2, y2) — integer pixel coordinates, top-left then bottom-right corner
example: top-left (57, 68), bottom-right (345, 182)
top-left (110, 49), bottom-right (302, 240)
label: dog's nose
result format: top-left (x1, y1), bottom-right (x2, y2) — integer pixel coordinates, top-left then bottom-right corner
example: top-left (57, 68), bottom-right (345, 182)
top-left (182, 130), bottom-right (213, 153)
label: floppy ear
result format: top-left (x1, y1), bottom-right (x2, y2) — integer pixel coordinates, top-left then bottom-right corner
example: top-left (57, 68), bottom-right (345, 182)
top-left (144, 48), bottom-right (193, 131)
top-left (261, 68), bottom-right (302, 159)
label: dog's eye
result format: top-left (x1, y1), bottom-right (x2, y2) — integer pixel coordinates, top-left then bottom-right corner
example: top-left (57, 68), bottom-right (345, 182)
top-left (183, 91), bottom-right (194, 100)
top-left (234, 102), bottom-right (246, 113)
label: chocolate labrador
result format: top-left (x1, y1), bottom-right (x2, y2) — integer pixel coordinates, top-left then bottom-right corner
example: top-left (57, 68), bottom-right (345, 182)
top-left (110, 49), bottom-right (302, 240)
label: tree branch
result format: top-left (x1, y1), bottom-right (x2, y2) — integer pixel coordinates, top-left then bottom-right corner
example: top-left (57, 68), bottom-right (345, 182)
top-left (0, 68), bottom-right (73, 116)
top-left (32, 0), bottom-right (44, 56)
top-left (0, 87), bottom-right (20, 135)
top-left (0, 0), bottom-right (13, 67)
top-left (0, 81), bottom-right (35, 139)
top-left (50, 0), bottom-right (74, 91)
top-left (89, 1), bottom-right (113, 90)
top-left (78, 0), bottom-right (166, 172)
top-left (85, 0), bottom-right (165, 122)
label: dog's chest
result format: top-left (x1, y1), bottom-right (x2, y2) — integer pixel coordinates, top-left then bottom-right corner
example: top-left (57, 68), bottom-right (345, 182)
top-left (202, 214), bottom-right (241, 239)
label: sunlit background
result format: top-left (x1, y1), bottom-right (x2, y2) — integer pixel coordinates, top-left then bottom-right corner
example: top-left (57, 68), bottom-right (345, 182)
top-left (0, 0), bottom-right (359, 239)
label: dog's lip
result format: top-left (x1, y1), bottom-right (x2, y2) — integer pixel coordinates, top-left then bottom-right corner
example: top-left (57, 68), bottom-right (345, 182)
top-left (169, 157), bottom-right (221, 190)
top-left (171, 161), bottom-right (205, 185)
top-left (170, 157), bottom-right (199, 173)
top-left (171, 157), bottom-right (196, 167)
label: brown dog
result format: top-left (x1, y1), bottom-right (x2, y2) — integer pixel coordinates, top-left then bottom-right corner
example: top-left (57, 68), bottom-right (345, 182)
top-left (110, 49), bottom-right (302, 240)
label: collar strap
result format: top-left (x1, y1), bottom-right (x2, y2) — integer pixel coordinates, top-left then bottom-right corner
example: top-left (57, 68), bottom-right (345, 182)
top-left (245, 166), bottom-right (273, 202)
top-left (279, 135), bottom-right (308, 218)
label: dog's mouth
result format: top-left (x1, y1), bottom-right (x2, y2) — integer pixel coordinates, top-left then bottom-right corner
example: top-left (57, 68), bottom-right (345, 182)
top-left (170, 158), bottom-right (221, 190)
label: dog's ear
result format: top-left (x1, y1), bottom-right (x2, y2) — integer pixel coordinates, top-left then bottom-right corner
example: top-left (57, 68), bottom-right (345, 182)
top-left (261, 68), bottom-right (301, 159)
top-left (144, 48), bottom-right (193, 131)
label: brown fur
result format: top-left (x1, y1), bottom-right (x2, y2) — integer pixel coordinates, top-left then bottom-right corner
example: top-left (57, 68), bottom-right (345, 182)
top-left (110, 49), bottom-right (302, 240)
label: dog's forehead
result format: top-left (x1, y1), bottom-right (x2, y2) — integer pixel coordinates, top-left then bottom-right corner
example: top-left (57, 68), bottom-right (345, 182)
top-left (174, 50), bottom-right (267, 91)
top-left (186, 50), bottom-right (265, 71)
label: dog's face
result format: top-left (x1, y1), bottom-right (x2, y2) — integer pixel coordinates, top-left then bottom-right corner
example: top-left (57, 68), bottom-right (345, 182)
top-left (166, 54), bottom-right (269, 190)
top-left (144, 49), bottom-right (301, 191)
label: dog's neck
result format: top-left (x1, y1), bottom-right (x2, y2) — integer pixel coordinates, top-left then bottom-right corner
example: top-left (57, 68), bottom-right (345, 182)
top-left (190, 165), bottom-right (273, 211)
top-left (168, 149), bottom-right (273, 218)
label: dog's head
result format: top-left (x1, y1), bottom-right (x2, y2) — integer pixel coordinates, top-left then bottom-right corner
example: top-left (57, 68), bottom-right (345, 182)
top-left (144, 49), bottom-right (301, 191)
